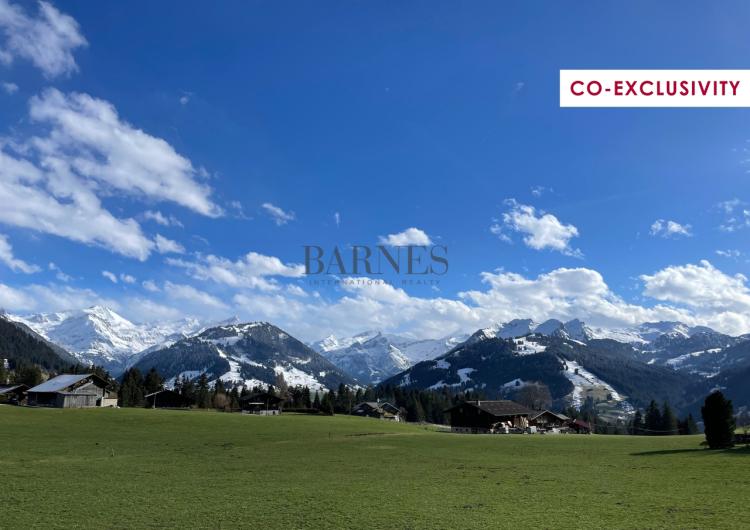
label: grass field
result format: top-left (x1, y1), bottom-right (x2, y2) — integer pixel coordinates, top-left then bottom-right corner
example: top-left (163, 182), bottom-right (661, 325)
top-left (2, 406), bottom-right (749, 529)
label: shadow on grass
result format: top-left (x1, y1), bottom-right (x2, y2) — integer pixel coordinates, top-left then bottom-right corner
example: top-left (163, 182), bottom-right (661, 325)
top-left (631, 446), bottom-right (750, 457)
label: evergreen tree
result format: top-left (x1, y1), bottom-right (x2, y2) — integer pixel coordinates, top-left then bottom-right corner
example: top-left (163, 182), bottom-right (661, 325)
top-left (14, 362), bottom-right (42, 387)
top-left (701, 391), bottom-right (735, 449)
top-left (685, 413), bottom-right (699, 435)
top-left (118, 368), bottom-right (145, 407)
top-left (196, 374), bottom-right (210, 409)
top-left (143, 368), bottom-right (164, 395)
top-left (644, 400), bottom-right (662, 435)
top-left (661, 402), bottom-right (678, 436)
top-left (0, 359), bottom-right (7, 384)
top-left (312, 391), bottom-right (321, 410)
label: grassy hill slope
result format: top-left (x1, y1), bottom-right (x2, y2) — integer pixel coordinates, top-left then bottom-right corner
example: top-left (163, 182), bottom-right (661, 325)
top-left (1, 407), bottom-right (748, 528)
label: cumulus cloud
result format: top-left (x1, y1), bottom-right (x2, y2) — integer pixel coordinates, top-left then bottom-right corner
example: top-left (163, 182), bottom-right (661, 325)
top-left (0, 0), bottom-right (87, 78)
top-left (716, 249), bottom-right (741, 259)
top-left (119, 273), bottom-right (136, 284)
top-left (154, 234), bottom-right (185, 255)
top-left (650, 219), bottom-right (692, 238)
top-left (29, 89), bottom-right (221, 216)
top-left (0, 89), bottom-right (220, 260)
top-left (167, 251), bottom-right (305, 292)
top-left (261, 202), bottom-right (295, 225)
top-left (101, 270), bottom-right (117, 283)
top-left (493, 200), bottom-right (581, 257)
top-left (378, 227), bottom-right (432, 246)
top-left (0, 233), bottom-right (39, 273)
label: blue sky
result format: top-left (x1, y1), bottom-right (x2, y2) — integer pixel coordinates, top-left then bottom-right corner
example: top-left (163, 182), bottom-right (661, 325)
top-left (1, 0), bottom-right (750, 340)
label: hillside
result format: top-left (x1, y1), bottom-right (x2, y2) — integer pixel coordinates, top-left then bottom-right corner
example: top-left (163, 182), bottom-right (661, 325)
top-left (0, 315), bottom-right (77, 373)
top-left (133, 321), bottom-right (356, 390)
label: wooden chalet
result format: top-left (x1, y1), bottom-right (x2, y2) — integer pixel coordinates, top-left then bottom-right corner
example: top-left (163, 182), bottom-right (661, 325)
top-left (239, 392), bottom-right (283, 415)
top-left (145, 389), bottom-right (188, 409)
top-left (446, 400), bottom-right (534, 434)
top-left (26, 374), bottom-right (115, 408)
top-left (0, 383), bottom-right (28, 404)
top-left (529, 410), bottom-right (570, 431)
top-left (352, 401), bottom-right (402, 422)
top-left (569, 419), bottom-right (592, 434)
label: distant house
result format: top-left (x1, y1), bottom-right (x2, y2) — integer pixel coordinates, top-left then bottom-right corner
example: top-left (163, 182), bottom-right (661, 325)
top-left (240, 392), bottom-right (283, 415)
top-left (529, 410), bottom-right (570, 430)
top-left (446, 400), bottom-right (533, 434)
top-left (0, 383), bottom-right (28, 404)
top-left (145, 389), bottom-right (187, 409)
top-left (569, 419), bottom-right (592, 434)
top-left (26, 374), bottom-right (115, 408)
top-left (352, 401), bottom-right (402, 422)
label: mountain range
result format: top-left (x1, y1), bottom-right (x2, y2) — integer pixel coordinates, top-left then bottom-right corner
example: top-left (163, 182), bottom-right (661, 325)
top-left (3, 306), bottom-right (750, 414)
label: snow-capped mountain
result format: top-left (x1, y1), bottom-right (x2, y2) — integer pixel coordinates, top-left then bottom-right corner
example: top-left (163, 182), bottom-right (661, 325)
top-left (469, 318), bottom-right (594, 344)
top-left (312, 331), bottom-right (468, 384)
top-left (8, 306), bottom-right (209, 375)
top-left (133, 321), bottom-right (355, 391)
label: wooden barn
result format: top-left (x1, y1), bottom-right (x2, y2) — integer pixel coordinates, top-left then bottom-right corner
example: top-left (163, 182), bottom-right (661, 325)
top-left (145, 389), bottom-right (187, 409)
top-left (446, 400), bottom-right (533, 434)
top-left (529, 410), bottom-right (570, 431)
top-left (0, 383), bottom-right (28, 404)
top-left (26, 374), bottom-right (113, 408)
top-left (569, 419), bottom-right (592, 434)
top-left (352, 401), bottom-right (402, 422)
top-left (239, 392), bottom-right (283, 415)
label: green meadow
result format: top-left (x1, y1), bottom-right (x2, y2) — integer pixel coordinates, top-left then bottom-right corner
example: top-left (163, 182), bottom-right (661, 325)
top-left (1, 406), bottom-right (748, 529)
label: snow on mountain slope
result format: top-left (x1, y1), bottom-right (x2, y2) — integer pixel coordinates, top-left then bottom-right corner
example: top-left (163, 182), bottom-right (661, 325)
top-left (10, 306), bottom-right (208, 375)
top-left (134, 321), bottom-right (355, 391)
top-left (313, 331), bottom-right (469, 384)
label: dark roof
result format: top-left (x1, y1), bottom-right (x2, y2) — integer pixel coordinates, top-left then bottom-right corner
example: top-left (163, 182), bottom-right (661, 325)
top-left (27, 374), bottom-right (107, 393)
top-left (572, 419), bottom-right (591, 429)
top-left (530, 410), bottom-right (570, 421)
top-left (446, 400), bottom-right (534, 417)
top-left (0, 384), bottom-right (28, 394)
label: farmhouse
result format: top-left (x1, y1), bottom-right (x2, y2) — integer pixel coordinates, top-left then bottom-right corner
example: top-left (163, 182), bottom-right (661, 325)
top-left (145, 389), bottom-right (187, 408)
top-left (0, 383), bottom-right (28, 404)
top-left (529, 410), bottom-right (570, 431)
top-left (240, 392), bottom-right (283, 415)
top-left (446, 400), bottom-right (533, 434)
top-left (352, 401), bottom-right (402, 421)
top-left (26, 374), bottom-right (115, 408)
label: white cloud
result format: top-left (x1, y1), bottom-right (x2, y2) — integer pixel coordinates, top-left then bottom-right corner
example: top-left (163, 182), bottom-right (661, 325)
top-left (0, 89), bottom-right (220, 261)
top-left (154, 234), bottom-right (185, 255)
top-left (650, 219), bottom-right (692, 238)
top-left (0, 233), bottom-right (39, 273)
top-left (143, 210), bottom-right (182, 227)
top-left (0, 282), bottom-right (116, 312)
top-left (379, 227), bottom-right (432, 246)
top-left (142, 279), bottom-right (160, 292)
top-left (717, 199), bottom-right (750, 232)
top-left (2, 80), bottom-right (17, 94)
top-left (494, 200), bottom-right (581, 257)
top-left (102, 270), bottom-right (118, 283)
top-left (48, 262), bottom-right (70, 281)
top-left (334, 212), bottom-right (341, 228)
top-left (261, 202), bottom-right (295, 225)
top-left (163, 281), bottom-right (227, 309)
top-left (179, 94), bottom-right (190, 105)
top-left (716, 249), bottom-right (741, 259)
top-left (29, 89), bottom-right (222, 217)
top-left (119, 273), bottom-right (136, 284)
top-left (167, 251), bottom-right (304, 291)
top-left (530, 185), bottom-right (551, 197)
top-left (0, 0), bottom-right (87, 78)
top-left (641, 260), bottom-right (750, 312)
